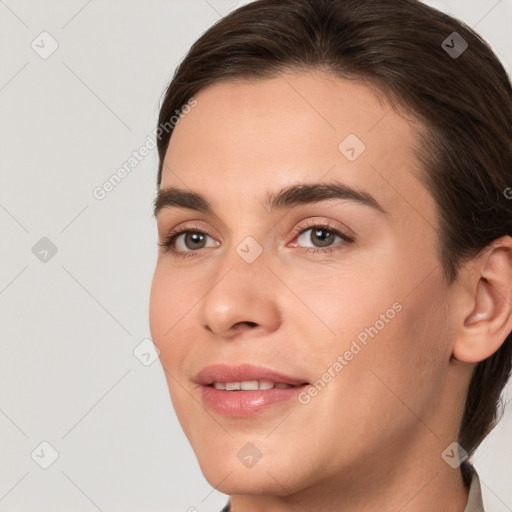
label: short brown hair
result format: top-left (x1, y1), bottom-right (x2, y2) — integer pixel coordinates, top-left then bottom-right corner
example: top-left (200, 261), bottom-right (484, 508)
top-left (155, 0), bottom-right (512, 458)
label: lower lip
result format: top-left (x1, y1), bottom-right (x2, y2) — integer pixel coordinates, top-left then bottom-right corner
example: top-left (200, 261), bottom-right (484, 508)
top-left (201, 384), bottom-right (309, 417)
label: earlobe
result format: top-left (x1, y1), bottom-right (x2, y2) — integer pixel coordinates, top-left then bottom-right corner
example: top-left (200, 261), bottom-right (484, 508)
top-left (452, 239), bottom-right (512, 364)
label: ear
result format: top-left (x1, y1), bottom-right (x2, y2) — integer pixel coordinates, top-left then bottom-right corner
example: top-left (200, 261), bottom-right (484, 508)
top-left (452, 236), bottom-right (512, 364)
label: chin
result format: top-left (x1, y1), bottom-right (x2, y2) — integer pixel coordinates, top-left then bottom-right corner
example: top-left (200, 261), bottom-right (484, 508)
top-left (199, 460), bottom-right (301, 497)
top-left (191, 438), bottom-right (310, 497)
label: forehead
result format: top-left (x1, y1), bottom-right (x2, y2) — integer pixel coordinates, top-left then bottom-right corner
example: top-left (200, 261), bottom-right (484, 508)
top-left (168, 72), bottom-right (402, 161)
top-left (161, 71), bottom-right (434, 222)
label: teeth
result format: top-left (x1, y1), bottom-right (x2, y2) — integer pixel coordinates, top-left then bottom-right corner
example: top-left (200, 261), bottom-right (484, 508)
top-left (241, 380), bottom-right (259, 390)
top-left (211, 380), bottom-right (296, 390)
top-left (258, 380), bottom-right (274, 390)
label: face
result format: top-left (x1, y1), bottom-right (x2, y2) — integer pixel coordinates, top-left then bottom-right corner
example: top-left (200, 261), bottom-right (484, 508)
top-left (149, 71), bottom-right (458, 496)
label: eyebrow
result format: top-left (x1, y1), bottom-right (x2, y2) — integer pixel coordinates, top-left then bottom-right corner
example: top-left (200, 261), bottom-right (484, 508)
top-left (153, 182), bottom-right (387, 218)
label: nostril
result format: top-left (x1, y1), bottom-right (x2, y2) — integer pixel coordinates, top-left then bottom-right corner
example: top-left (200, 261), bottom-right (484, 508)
top-left (235, 321), bottom-right (258, 329)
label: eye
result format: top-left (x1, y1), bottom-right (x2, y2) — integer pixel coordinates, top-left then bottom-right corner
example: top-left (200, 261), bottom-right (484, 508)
top-left (158, 224), bottom-right (219, 257)
top-left (158, 220), bottom-right (355, 258)
top-left (292, 221), bottom-right (355, 254)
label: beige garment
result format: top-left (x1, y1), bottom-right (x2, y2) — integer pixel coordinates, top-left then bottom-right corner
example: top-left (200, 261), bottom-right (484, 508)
top-left (462, 460), bottom-right (485, 512)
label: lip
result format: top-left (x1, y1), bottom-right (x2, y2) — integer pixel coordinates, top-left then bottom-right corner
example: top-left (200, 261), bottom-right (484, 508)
top-left (195, 363), bottom-right (308, 386)
top-left (196, 363), bottom-right (310, 417)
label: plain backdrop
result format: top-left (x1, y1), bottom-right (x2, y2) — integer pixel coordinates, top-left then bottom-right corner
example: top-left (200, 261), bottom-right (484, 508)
top-left (0, 1), bottom-right (511, 511)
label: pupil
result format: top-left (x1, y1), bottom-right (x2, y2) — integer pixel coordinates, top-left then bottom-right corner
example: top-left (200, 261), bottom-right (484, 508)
top-left (313, 228), bottom-right (334, 247)
top-left (187, 232), bottom-right (205, 249)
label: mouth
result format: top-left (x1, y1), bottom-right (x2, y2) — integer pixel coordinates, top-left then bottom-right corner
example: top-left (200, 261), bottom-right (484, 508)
top-left (207, 380), bottom-right (307, 390)
top-left (196, 363), bottom-right (310, 417)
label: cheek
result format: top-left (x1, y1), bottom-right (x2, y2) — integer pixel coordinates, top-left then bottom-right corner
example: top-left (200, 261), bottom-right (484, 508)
top-left (149, 265), bottom-right (191, 367)
top-left (293, 260), bottom-right (449, 428)
top-left (329, 269), bottom-right (451, 425)
top-left (149, 270), bottom-right (197, 432)
top-left (285, 259), bottom-right (401, 351)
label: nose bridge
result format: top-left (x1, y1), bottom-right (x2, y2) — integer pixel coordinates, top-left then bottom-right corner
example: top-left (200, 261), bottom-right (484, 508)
top-left (197, 235), bottom-right (281, 337)
top-left (215, 214), bottom-right (271, 280)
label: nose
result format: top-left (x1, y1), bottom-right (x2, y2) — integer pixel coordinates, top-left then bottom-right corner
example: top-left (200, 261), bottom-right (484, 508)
top-left (197, 252), bottom-right (282, 340)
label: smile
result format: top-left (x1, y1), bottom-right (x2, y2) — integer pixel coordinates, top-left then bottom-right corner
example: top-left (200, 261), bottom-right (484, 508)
top-left (210, 380), bottom-right (299, 390)
top-left (195, 363), bottom-right (311, 417)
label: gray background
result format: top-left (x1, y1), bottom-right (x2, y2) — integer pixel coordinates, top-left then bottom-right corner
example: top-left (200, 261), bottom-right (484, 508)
top-left (0, 1), bottom-right (511, 511)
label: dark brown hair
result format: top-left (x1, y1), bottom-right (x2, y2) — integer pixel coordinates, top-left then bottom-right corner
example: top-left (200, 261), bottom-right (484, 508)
top-left (155, 0), bottom-right (512, 458)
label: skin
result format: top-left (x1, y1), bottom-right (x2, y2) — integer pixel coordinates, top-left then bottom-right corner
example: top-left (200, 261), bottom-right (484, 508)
top-left (149, 70), bottom-right (512, 512)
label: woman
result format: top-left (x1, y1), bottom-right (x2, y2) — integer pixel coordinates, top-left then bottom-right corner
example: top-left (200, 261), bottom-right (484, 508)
top-left (149, 0), bottom-right (512, 510)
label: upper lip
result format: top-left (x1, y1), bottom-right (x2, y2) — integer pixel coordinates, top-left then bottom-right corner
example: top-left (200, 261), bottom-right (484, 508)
top-left (195, 363), bottom-right (309, 386)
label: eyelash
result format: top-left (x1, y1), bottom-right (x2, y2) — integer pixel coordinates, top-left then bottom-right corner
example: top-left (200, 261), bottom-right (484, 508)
top-left (158, 220), bottom-right (355, 259)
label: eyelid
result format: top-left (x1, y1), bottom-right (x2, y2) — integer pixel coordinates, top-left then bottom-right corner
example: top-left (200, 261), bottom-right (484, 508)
top-left (158, 221), bottom-right (218, 254)
top-left (160, 220), bottom-right (218, 242)
top-left (288, 216), bottom-right (355, 242)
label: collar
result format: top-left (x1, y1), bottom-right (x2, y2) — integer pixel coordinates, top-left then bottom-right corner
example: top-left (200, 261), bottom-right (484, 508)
top-left (461, 460), bottom-right (486, 512)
